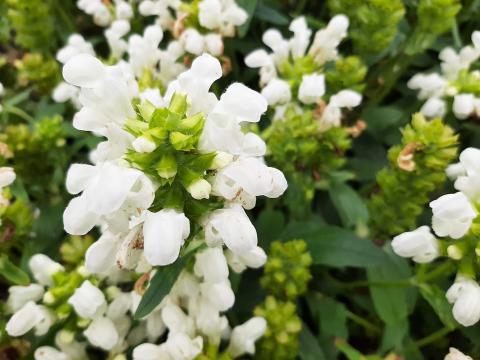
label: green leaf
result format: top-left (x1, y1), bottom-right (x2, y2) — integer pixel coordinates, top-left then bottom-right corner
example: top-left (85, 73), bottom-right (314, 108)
top-left (236, 0), bottom-right (258, 37)
top-left (420, 284), bottom-right (457, 329)
top-left (280, 223), bottom-right (388, 268)
top-left (307, 293), bottom-right (348, 339)
top-left (367, 247), bottom-right (414, 325)
top-left (299, 323), bottom-right (327, 360)
top-left (329, 183), bottom-right (369, 228)
top-left (0, 255), bottom-right (30, 285)
top-left (255, 209), bottom-right (285, 248)
top-left (134, 251), bottom-right (194, 319)
top-left (254, 2), bottom-right (289, 25)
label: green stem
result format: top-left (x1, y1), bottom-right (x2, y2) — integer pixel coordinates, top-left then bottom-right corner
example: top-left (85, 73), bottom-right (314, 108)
top-left (416, 261), bottom-right (455, 283)
top-left (5, 106), bottom-right (34, 123)
top-left (346, 311), bottom-right (382, 334)
top-left (415, 326), bottom-right (455, 348)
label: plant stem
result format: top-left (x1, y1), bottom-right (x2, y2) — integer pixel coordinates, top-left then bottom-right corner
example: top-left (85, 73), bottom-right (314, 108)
top-left (415, 326), bottom-right (455, 348)
top-left (346, 311), bottom-right (382, 334)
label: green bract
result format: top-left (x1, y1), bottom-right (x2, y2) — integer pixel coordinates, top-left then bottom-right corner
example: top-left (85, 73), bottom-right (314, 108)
top-left (369, 113), bottom-right (458, 240)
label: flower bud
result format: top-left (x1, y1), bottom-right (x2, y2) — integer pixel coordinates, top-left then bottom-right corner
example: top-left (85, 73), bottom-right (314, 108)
top-left (446, 278), bottom-right (480, 326)
top-left (187, 179), bottom-right (211, 200)
top-left (133, 136), bottom-right (156, 153)
top-left (83, 317), bottom-right (119, 350)
top-left (68, 280), bottom-right (107, 319)
top-left (156, 153), bottom-right (177, 179)
top-left (445, 347), bottom-right (473, 360)
top-left (0, 167), bottom-right (16, 188)
top-left (392, 226), bottom-right (439, 263)
top-left (211, 152), bottom-right (233, 169)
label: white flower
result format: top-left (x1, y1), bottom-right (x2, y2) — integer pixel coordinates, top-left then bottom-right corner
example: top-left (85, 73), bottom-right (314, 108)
top-left (430, 192), bottom-right (477, 239)
top-left (0, 167), bottom-right (15, 188)
top-left (391, 226), bottom-right (439, 263)
top-left (105, 20), bottom-right (130, 59)
top-left (133, 343), bottom-right (170, 360)
top-left (56, 34), bottom-right (95, 64)
top-left (162, 303), bottom-right (195, 336)
top-left (34, 346), bottom-right (69, 360)
top-left (53, 83), bottom-right (79, 104)
top-left (212, 157), bottom-right (287, 207)
top-left (445, 347), bottom-right (473, 360)
top-left (68, 280), bottom-right (107, 319)
top-left (6, 301), bottom-right (54, 337)
top-left (289, 17), bottom-right (312, 59)
top-left (194, 247), bottom-right (229, 283)
top-left (204, 205), bottom-right (257, 254)
top-left (446, 278), bottom-right (480, 326)
top-left (186, 179), bottom-right (212, 200)
top-left (7, 284), bottom-right (45, 312)
top-left (319, 90), bottom-right (362, 131)
top-left (165, 332), bottom-right (203, 360)
top-left (198, 0), bottom-right (247, 36)
top-left (298, 73), bottom-right (325, 104)
top-left (116, 0), bottom-right (133, 19)
top-left (225, 246), bottom-right (267, 273)
top-left (28, 254), bottom-right (64, 286)
top-left (142, 209), bottom-right (190, 266)
top-left (192, 299), bottom-right (229, 342)
top-left (84, 316), bottom-right (119, 350)
top-left (227, 317), bottom-right (267, 357)
top-left (453, 94), bottom-right (475, 119)
top-left (420, 97), bottom-right (446, 118)
top-left (407, 73), bottom-right (447, 99)
top-left (85, 230), bottom-right (122, 273)
top-left (128, 25), bottom-right (163, 76)
top-left (199, 280), bottom-right (234, 311)
top-left (261, 78), bottom-right (292, 105)
top-left (63, 162), bottom-right (154, 235)
top-left (309, 14), bottom-right (349, 65)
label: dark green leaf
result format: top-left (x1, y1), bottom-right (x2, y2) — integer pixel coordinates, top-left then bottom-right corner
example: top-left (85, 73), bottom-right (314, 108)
top-left (236, 0), bottom-right (258, 37)
top-left (134, 251), bottom-right (194, 319)
top-left (254, 3), bottom-right (289, 25)
top-left (367, 247), bottom-right (413, 325)
top-left (281, 223), bottom-right (388, 268)
top-left (329, 183), bottom-right (369, 228)
top-left (255, 209), bottom-right (285, 248)
top-left (0, 255), bottom-right (30, 285)
top-left (307, 293), bottom-right (348, 338)
top-left (420, 284), bottom-right (457, 329)
top-left (299, 323), bottom-right (327, 360)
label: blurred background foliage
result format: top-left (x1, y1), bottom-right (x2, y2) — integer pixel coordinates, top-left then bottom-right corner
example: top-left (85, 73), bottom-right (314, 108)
top-left (1, 0), bottom-right (480, 359)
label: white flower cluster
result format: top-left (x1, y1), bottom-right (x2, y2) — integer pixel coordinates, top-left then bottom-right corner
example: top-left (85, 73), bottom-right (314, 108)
top-left (392, 147), bottom-right (480, 327)
top-left (55, 0), bottom-right (248, 107)
top-left (408, 31), bottom-right (480, 120)
top-left (245, 15), bottom-right (362, 129)
top-left (7, 50), bottom-right (287, 357)
top-left (6, 249), bottom-right (266, 360)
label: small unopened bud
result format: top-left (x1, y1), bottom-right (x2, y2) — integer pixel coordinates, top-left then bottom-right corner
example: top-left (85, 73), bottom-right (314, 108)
top-left (187, 179), bottom-right (211, 200)
top-left (397, 142), bottom-right (418, 172)
top-left (212, 152), bottom-right (233, 169)
top-left (156, 153), bottom-right (177, 179)
top-left (447, 244), bottom-right (463, 260)
top-left (133, 136), bottom-right (156, 153)
top-left (43, 291), bottom-right (55, 305)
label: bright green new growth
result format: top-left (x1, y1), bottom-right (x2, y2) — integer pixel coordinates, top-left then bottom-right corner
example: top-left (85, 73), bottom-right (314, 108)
top-left (0, 116), bottom-right (66, 199)
top-left (261, 240), bottom-right (312, 301)
top-left (60, 235), bottom-right (94, 267)
top-left (125, 94), bottom-right (221, 218)
top-left (327, 0), bottom-right (405, 56)
top-left (264, 106), bottom-right (351, 216)
top-left (325, 56), bottom-right (367, 95)
top-left (406, 0), bottom-right (461, 54)
top-left (15, 53), bottom-right (60, 94)
top-left (368, 113), bottom-right (458, 240)
top-left (6, 0), bottom-right (55, 52)
top-left (0, 192), bottom-right (33, 250)
top-left (254, 296), bottom-right (302, 360)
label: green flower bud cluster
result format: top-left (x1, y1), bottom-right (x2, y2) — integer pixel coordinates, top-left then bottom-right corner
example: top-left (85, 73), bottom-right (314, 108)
top-left (60, 235), bottom-right (94, 267)
top-left (125, 94), bottom-right (221, 217)
top-left (6, 0), bottom-right (55, 52)
top-left (325, 56), bottom-right (367, 95)
top-left (328, 0), bottom-right (405, 56)
top-left (451, 69), bottom-right (480, 97)
top-left (264, 106), bottom-right (351, 215)
top-left (15, 53), bottom-right (60, 94)
top-left (260, 240), bottom-right (312, 301)
top-left (368, 113), bottom-right (458, 240)
top-left (0, 115), bottom-right (66, 197)
top-left (405, 0), bottom-right (461, 55)
top-left (254, 296), bottom-right (302, 360)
